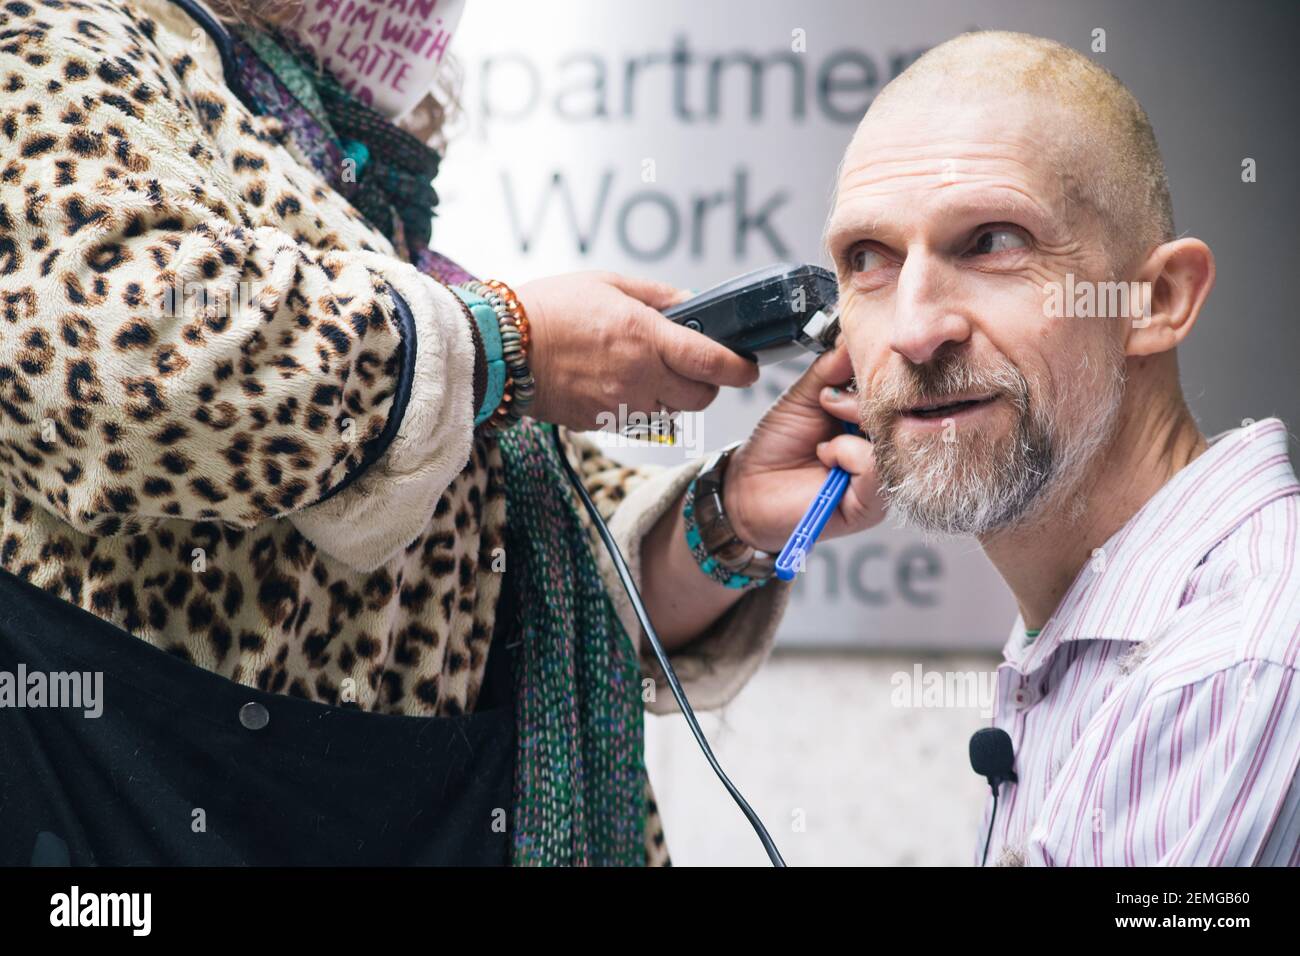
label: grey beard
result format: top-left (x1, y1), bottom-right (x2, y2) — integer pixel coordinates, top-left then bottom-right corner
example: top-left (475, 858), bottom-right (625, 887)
top-left (869, 348), bottom-right (1124, 537)
top-left (876, 408), bottom-right (1053, 536)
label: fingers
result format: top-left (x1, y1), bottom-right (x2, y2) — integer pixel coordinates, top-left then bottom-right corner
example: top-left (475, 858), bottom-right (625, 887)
top-left (786, 341), bottom-right (856, 407)
top-left (654, 368), bottom-right (720, 413)
top-left (819, 384), bottom-right (861, 426)
top-left (812, 341), bottom-right (856, 389)
top-left (652, 313), bottom-right (760, 389)
top-left (816, 431), bottom-right (874, 476)
top-left (608, 272), bottom-right (758, 388)
top-left (605, 273), bottom-right (690, 311)
top-left (817, 431), bottom-right (882, 529)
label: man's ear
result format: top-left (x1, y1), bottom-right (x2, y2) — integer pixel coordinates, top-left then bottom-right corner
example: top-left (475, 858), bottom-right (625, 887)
top-left (1127, 238), bottom-right (1215, 356)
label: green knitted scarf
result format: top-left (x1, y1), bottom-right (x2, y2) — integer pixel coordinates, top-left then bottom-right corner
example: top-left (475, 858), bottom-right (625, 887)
top-left (497, 423), bottom-right (647, 865)
top-left (228, 25), bottom-right (648, 865)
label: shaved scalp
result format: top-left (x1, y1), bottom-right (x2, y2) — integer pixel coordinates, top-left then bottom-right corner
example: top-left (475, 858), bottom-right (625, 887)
top-left (866, 31), bottom-right (1174, 271)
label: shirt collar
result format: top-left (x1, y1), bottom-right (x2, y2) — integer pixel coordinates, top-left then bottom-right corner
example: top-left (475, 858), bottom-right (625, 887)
top-left (1002, 417), bottom-right (1299, 672)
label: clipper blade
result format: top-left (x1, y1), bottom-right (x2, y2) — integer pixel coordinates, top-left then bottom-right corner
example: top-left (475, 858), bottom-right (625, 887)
top-left (798, 302), bottom-right (842, 355)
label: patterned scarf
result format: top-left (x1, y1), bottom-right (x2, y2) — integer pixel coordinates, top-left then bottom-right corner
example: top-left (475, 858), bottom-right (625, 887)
top-left (223, 23), bottom-right (647, 865)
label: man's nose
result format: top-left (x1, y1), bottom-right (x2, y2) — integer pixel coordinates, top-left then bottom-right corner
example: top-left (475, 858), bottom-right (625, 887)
top-left (889, 251), bottom-right (972, 365)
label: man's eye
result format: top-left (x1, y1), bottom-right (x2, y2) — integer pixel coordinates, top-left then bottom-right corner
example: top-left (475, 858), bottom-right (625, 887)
top-left (970, 228), bottom-right (1027, 256)
top-left (850, 246), bottom-right (888, 273)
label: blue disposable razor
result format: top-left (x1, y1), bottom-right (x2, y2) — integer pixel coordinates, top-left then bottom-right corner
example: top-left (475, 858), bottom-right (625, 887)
top-left (774, 422), bottom-right (860, 581)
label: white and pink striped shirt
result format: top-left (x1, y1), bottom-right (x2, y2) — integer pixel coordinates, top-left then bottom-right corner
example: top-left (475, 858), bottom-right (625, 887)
top-left (979, 417), bottom-right (1300, 866)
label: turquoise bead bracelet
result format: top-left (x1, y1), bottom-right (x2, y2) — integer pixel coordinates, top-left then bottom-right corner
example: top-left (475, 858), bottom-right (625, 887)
top-left (683, 480), bottom-right (770, 590)
top-left (451, 286), bottom-right (508, 427)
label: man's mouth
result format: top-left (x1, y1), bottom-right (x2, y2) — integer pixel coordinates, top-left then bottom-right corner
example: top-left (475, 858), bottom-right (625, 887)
top-left (902, 393), bottom-right (999, 420)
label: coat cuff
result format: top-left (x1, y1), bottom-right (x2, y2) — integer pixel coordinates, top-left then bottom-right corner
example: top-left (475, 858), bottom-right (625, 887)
top-left (290, 253), bottom-right (477, 572)
top-left (603, 457), bottom-right (791, 715)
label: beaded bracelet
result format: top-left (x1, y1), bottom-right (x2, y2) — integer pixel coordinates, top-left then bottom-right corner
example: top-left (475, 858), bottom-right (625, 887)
top-left (462, 279), bottom-right (536, 429)
top-left (484, 279), bottom-right (535, 426)
top-left (483, 278), bottom-right (535, 423)
top-left (450, 286), bottom-right (509, 428)
top-left (682, 445), bottom-right (776, 590)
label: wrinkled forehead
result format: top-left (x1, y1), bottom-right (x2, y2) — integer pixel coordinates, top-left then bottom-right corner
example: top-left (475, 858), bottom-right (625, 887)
top-left (830, 92), bottom-right (1095, 242)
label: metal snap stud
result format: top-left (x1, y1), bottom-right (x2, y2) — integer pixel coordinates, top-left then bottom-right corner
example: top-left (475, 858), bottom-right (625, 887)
top-left (239, 701), bottom-right (269, 731)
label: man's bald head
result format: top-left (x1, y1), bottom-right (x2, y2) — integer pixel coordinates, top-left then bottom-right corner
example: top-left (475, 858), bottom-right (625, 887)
top-left (826, 31), bottom-right (1217, 539)
top-left (860, 31), bottom-right (1174, 272)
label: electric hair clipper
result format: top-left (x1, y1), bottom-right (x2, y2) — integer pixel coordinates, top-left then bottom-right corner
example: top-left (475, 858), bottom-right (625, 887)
top-left (664, 262), bottom-right (841, 364)
top-left (626, 263), bottom-right (840, 441)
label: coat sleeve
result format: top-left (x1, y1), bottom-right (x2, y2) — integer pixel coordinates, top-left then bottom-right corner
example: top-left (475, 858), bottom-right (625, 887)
top-left (561, 433), bottom-right (790, 714)
top-left (0, 6), bottom-right (482, 571)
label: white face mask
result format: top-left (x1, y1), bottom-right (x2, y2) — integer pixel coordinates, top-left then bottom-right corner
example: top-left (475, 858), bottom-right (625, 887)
top-left (279, 0), bottom-right (466, 122)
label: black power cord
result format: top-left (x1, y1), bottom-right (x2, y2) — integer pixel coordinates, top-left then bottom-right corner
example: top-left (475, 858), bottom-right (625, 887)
top-left (550, 425), bottom-right (787, 867)
top-left (982, 792), bottom-right (999, 866)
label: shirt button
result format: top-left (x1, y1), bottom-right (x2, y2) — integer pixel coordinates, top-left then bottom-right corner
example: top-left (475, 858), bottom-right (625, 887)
top-left (239, 701), bottom-right (270, 731)
top-left (1012, 687), bottom-right (1035, 710)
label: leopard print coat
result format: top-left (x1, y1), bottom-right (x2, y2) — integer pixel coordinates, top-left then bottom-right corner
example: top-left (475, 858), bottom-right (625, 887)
top-left (0, 0), bottom-right (788, 865)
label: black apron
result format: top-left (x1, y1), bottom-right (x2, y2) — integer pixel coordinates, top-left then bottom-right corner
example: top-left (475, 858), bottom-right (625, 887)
top-left (0, 565), bottom-right (518, 866)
